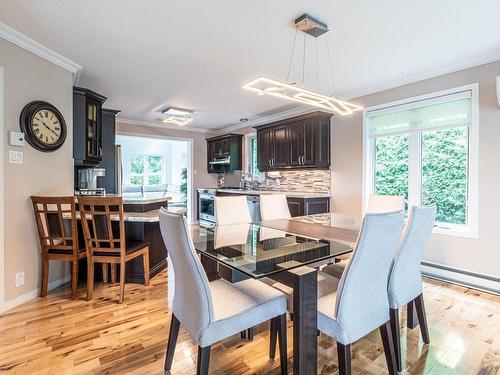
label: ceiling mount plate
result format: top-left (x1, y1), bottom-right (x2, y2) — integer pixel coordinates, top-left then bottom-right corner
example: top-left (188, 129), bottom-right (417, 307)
top-left (294, 14), bottom-right (329, 37)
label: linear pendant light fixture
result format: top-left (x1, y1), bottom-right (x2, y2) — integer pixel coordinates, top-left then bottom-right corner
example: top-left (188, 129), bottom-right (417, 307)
top-left (162, 107), bottom-right (194, 126)
top-left (242, 14), bottom-right (363, 115)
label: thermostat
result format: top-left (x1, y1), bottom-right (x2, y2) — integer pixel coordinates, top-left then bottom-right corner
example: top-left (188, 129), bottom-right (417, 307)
top-left (9, 131), bottom-right (25, 146)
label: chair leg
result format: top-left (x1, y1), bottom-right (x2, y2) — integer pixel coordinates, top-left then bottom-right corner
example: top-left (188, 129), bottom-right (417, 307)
top-left (240, 330), bottom-right (247, 340)
top-left (336, 343), bottom-right (351, 375)
top-left (379, 320), bottom-right (398, 375)
top-left (102, 263), bottom-right (108, 284)
top-left (247, 328), bottom-right (254, 341)
top-left (407, 299), bottom-right (419, 329)
top-left (110, 264), bottom-right (117, 284)
top-left (197, 346), bottom-right (211, 375)
top-left (86, 259), bottom-right (94, 301)
top-left (143, 249), bottom-right (150, 286)
top-left (164, 314), bottom-right (181, 372)
top-left (277, 313), bottom-right (288, 375)
top-left (41, 256), bottom-right (49, 297)
top-left (71, 260), bottom-right (79, 299)
top-left (390, 308), bottom-right (402, 372)
top-left (119, 261), bottom-right (126, 304)
top-left (414, 294), bottom-right (430, 344)
top-left (269, 317), bottom-right (277, 360)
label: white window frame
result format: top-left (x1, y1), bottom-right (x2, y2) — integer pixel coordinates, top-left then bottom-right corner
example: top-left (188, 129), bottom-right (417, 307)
top-left (362, 83), bottom-right (479, 239)
top-left (244, 132), bottom-right (264, 180)
top-left (125, 152), bottom-right (165, 186)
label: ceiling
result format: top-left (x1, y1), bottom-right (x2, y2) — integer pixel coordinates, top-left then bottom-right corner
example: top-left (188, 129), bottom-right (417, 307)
top-left (1, 0), bottom-right (499, 130)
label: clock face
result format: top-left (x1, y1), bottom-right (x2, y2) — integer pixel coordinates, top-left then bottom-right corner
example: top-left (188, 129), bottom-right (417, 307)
top-left (20, 101), bottom-right (67, 152)
top-left (32, 109), bottom-right (63, 145)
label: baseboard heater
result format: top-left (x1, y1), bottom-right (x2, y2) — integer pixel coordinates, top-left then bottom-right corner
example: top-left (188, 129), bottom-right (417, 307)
top-left (421, 261), bottom-right (500, 296)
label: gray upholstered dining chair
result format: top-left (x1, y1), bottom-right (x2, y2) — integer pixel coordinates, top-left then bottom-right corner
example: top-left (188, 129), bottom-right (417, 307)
top-left (260, 194), bottom-right (291, 221)
top-left (388, 205), bottom-right (436, 371)
top-left (272, 211), bottom-right (405, 375)
top-left (323, 194), bottom-right (405, 279)
top-left (159, 209), bottom-right (288, 375)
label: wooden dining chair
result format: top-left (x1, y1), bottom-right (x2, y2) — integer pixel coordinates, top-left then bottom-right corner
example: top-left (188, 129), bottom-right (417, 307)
top-left (78, 196), bottom-right (150, 303)
top-left (31, 196), bottom-right (85, 299)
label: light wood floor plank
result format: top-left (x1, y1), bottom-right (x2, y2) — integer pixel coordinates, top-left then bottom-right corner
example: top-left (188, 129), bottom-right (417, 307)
top-left (0, 268), bottom-right (498, 374)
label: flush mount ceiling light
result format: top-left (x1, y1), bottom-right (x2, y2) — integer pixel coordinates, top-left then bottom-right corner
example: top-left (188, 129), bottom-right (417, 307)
top-left (162, 107), bottom-right (194, 126)
top-left (242, 14), bottom-right (363, 115)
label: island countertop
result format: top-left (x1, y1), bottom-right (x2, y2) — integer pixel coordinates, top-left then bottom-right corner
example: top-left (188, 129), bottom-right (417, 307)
top-left (75, 192), bottom-right (172, 205)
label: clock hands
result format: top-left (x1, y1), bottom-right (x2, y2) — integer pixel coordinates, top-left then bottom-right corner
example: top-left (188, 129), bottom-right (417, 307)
top-left (40, 120), bottom-right (59, 137)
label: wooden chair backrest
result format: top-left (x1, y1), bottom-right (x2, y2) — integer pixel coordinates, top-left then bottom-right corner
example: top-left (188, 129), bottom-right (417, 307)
top-left (31, 196), bottom-right (79, 254)
top-left (78, 196), bottom-right (126, 257)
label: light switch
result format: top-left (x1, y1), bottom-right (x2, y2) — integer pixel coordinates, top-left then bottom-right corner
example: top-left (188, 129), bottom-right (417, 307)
top-left (9, 131), bottom-right (25, 146)
top-left (9, 150), bottom-right (23, 164)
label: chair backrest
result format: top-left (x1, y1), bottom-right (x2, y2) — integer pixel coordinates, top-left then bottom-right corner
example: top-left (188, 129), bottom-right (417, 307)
top-left (388, 205), bottom-right (436, 308)
top-left (334, 211), bottom-right (404, 344)
top-left (31, 196), bottom-right (79, 254)
top-left (260, 194), bottom-right (291, 221)
top-left (367, 195), bottom-right (405, 213)
top-left (215, 196), bottom-right (251, 225)
top-left (78, 196), bottom-right (126, 258)
top-left (159, 209), bottom-right (213, 343)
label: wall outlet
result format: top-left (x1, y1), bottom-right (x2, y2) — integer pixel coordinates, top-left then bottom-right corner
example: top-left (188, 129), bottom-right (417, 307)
top-left (9, 150), bottom-right (23, 164)
top-left (15, 271), bottom-right (25, 287)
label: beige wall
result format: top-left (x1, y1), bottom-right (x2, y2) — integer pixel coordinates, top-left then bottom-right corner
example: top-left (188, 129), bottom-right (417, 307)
top-left (116, 121), bottom-right (219, 221)
top-left (332, 60), bottom-right (500, 278)
top-left (1, 38), bottom-right (74, 301)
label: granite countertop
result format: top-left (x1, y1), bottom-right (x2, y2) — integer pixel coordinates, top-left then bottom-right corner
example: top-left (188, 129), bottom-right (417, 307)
top-left (76, 193), bottom-right (172, 205)
top-left (203, 188), bottom-right (331, 199)
top-left (67, 209), bottom-right (161, 223)
top-left (292, 213), bottom-right (361, 231)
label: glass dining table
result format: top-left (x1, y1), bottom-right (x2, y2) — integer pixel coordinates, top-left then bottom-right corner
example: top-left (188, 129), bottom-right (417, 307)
top-left (191, 222), bottom-right (356, 375)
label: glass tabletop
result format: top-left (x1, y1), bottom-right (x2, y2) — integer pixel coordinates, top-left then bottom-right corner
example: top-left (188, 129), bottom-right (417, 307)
top-left (191, 223), bottom-right (353, 279)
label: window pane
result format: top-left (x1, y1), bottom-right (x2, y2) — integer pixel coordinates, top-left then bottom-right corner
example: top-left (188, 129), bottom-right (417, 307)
top-left (148, 155), bottom-right (162, 173)
top-left (251, 138), bottom-right (261, 177)
top-left (130, 174), bottom-right (144, 185)
top-left (422, 127), bottom-right (468, 225)
top-left (374, 135), bottom-right (409, 208)
top-left (148, 174), bottom-right (161, 185)
top-left (131, 154), bottom-right (145, 174)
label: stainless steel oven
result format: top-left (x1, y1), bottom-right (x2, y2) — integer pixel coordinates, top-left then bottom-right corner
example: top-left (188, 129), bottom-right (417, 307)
top-left (198, 189), bottom-right (216, 227)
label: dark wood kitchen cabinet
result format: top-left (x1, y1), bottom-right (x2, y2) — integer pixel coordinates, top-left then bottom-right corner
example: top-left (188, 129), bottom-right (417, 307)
top-left (287, 197), bottom-right (330, 217)
top-left (206, 133), bottom-right (243, 173)
top-left (255, 111), bottom-right (332, 171)
top-left (73, 87), bottom-right (107, 165)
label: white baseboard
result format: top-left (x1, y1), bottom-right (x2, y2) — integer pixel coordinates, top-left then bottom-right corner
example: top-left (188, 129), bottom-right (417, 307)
top-left (0, 274), bottom-right (71, 314)
top-left (421, 261), bottom-right (500, 295)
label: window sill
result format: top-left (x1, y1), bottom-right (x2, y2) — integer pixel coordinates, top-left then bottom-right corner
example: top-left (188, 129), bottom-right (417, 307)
top-left (432, 226), bottom-right (478, 239)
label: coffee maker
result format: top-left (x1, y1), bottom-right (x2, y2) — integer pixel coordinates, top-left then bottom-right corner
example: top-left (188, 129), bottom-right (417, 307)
top-left (77, 168), bottom-right (106, 195)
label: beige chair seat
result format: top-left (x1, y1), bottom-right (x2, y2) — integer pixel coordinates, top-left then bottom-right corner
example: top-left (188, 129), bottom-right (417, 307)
top-left (200, 278), bottom-right (286, 347)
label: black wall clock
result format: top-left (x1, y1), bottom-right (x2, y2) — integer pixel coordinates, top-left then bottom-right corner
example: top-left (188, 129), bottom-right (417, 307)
top-left (20, 101), bottom-right (67, 152)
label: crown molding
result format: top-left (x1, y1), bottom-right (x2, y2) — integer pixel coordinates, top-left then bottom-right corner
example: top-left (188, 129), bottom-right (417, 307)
top-left (0, 22), bottom-right (82, 84)
top-left (217, 105), bottom-right (319, 133)
top-left (339, 50), bottom-right (500, 100)
top-left (117, 117), bottom-right (211, 133)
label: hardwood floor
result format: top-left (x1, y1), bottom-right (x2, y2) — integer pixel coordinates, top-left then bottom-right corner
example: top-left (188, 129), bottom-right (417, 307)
top-left (0, 268), bottom-right (498, 374)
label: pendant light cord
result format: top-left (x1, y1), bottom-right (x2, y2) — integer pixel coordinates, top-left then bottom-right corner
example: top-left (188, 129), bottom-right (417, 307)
top-left (302, 19), bottom-right (307, 86)
top-left (286, 27), bottom-right (299, 83)
top-left (325, 35), bottom-right (336, 94)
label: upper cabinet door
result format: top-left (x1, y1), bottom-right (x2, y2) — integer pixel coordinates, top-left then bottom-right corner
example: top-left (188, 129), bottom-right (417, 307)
top-left (303, 118), bottom-right (316, 166)
top-left (314, 117), bottom-right (331, 167)
top-left (289, 121), bottom-right (304, 167)
top-left (257, 128), bottom-right (273, 171)
top-left (272, 125), bottom-right (289, 168)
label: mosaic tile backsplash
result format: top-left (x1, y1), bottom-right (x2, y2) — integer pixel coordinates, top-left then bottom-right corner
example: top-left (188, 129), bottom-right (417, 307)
top-left (256, 169), bottom-right (331, 193)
